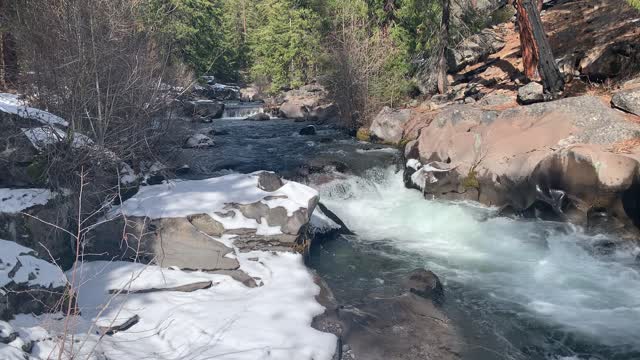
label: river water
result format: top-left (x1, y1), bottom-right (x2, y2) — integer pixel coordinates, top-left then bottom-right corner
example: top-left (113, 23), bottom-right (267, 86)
top-left (182, 116), bottom-right (640, 360)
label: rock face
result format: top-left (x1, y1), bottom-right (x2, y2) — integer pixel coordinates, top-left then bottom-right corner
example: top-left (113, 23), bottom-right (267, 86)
top-left (612, 88), bottom-right (640, 116)
top-left (0, 189), bottom-right (74, 269)
top-left (405, 96), bottom-right (640, 238)
top-left (369, 107), bottom-right (412, 144)
top-left (446, 29), bottom-right (505, 72)
top-left (183, 134), bottom-right (214, 148)
top-left (517, 82), bottom-right (545, 104)
top-left (88, 172), bottom-right (320, 268)
top-left (312, 270), bottom-right (461, 360)
top-left (183, 100), bottom-right (225, 119)
top-left (0, 239), bottom-right (69, 321)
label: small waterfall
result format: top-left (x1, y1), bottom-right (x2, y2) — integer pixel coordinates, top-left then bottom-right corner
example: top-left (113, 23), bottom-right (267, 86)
top-left (222, 102), bottom-right (264, 119)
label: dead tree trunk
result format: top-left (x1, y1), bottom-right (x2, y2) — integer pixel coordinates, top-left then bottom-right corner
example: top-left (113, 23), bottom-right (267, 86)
top-left (521, 0), bottom-right (564, 93)
top-left (0, 32), bottom-right (5, 89)
top-left (437, 0), bottom-right (451, 94)
top-left (515, 0), bottom-right (539, 80)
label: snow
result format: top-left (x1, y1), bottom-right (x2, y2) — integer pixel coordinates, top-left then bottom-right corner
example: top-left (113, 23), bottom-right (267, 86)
top-left (0, 93), bottom-right (68, 127)
top-left (406, 158), bottom-right (422, 170)
top-left (8, 251), bottom-right (336, 360)
top-left (116, 172), bottom-right (318, 235)
top-left (119, 163), bottom-right (137, 186)
top-left (0, 239), bottom-right (67, 289)
top-left (0, 188), bottom-right (52, 214)
top-left (22, 127), bottom-right (93, 150)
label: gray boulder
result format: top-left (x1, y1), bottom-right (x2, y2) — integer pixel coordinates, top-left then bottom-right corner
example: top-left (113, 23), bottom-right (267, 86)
top-left (184, 134), bottom-right (214, 148)
top-left (517, 82), bottom-right (545, 105)
top-left (308, 104), bottom-right (339, 123)
top-left (369, 107), bottom-right (412, 144)
top-left (183, 100), bottom-right (225, 119)
top-left (612, 88), bottom-right (640, 116)
top-left (446, 29), bottom-right (505, 72)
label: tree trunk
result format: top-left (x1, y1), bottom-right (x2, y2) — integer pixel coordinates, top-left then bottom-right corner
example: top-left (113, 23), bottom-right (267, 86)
top-left (0, 32), bottom-right (5, 90)
top-left (515, 0), bottom-right (540, 80)
top-left (437, 0), bottom-right (451, 94)
top-left (521, 0), bottom-right (564, 93)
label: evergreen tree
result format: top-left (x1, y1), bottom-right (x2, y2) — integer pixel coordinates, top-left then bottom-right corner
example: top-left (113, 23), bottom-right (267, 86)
top-left (248, 0), bottom-right (323, 92)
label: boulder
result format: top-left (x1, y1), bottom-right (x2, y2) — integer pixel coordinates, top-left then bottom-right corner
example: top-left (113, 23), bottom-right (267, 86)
top-left (308, 104), bottom-right (339, 123)
top-left (405, 269), bottom-right (444, 304)
top-left (196, 83), bottom-right (240, 101)
top-left (245, 112), bottom-right (270, 121)
top-left (579, 41), bottom-right (640, 82)
top-left (240, 86), bottom-right (262, 102)
top-left (0, 239), bottom-right (69, 321)
top-left (299, 125), bottom-right (317, 136)
top-left (517, 82), bottom-right (545, 105)
top-left (612, 88), bottom-right (640, 116)
top-left (406, 96), bottom-right (640, 237)
top-left (182, 100), bottom-right (225, 119)
top-left (183, 134), bottom-right (214, 148)
top-left (88, 172), bottom-right (320, 261)
top-left (446, 29), bottom-right (505, 72)
top-left (279, 84), bottom-right (328, 120)
top-left (369, 107), bottom-right (412, 144)
top-left (0, 189), bottom-right (74, 269)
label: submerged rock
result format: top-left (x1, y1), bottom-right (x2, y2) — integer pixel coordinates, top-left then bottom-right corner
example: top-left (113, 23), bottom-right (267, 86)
top-left (299, 125), bottom-right (317, 136)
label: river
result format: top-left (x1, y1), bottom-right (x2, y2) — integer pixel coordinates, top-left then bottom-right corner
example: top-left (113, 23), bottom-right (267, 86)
top-left (180, 116), bottom-right (640, 360)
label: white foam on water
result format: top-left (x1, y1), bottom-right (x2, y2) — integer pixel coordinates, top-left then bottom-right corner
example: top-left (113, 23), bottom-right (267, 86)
top-left (318, 167), bottom-right (640, 349)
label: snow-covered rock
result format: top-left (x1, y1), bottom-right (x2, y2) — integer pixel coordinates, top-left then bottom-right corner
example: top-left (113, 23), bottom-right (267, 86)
top-left (0, 239), bottom-right (68, 321)
top-left (0, 93), bottom-right (68, 127)
top-left (89, 171), bottom-right (320, 269)
top-left (0, 188), bottom-right (74, 269)
top-left (21, 127), bottom-right (93, 150)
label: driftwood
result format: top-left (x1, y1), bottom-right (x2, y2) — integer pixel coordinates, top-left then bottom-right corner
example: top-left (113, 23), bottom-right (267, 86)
top-left (99, 315), bottom-right (140, 336)
top-left (108, 281), bottom-right (214, 295)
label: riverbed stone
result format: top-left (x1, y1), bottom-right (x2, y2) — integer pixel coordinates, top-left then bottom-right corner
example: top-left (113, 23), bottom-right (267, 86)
top-left (183, 134), bottom-right (214, 148)
top-left (299, 125), bottom-right (316, 136)
top-left (245, 113), bottom-right (270, 121)
top-left (183, 100), bottom-right (225, 119)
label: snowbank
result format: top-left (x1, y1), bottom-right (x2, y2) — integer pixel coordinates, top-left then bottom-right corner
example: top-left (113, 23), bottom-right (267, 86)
top-left (117, 172), bottom-right (318, 235)
top-left (21, 127), bottom-right (93, 150)
top-left (0, 188), bottom-right (52, 214)
top-left (0, 239), bottom-right (67, 288)
top-left (9, 251), bottom-right (336, 360)
top-left (0, 93), bottom-right (68, 127)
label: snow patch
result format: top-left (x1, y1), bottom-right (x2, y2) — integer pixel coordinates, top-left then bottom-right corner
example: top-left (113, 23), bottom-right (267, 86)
top-left (0, 239), bottom-right (67, 288)
top-left (9, 252), bottom-right (336, 360)
top-left (0, 188), bottom-right (52, 214)
top-left (116, 172), bottom-right (318, 235)
top-left (0, 93), bottom-right (68, 127)
top-left (22, 127), bottom-right (93, 150)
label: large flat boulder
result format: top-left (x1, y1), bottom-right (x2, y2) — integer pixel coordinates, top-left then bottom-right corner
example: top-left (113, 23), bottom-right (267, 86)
top-left (89, 171), bottom-right (320, 269)
top-left (405, 96), bottom-right (640, 238)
